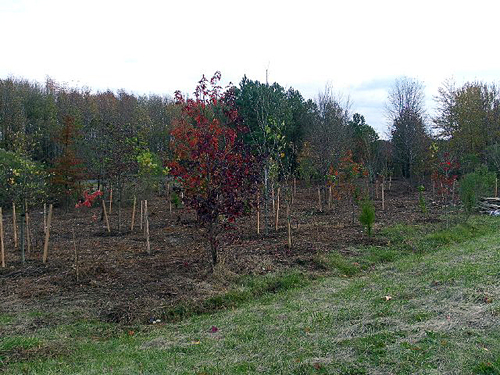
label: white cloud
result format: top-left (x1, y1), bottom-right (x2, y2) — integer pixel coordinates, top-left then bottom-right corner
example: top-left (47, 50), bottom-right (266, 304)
top-left (1, 0), bottom-right (499, 136)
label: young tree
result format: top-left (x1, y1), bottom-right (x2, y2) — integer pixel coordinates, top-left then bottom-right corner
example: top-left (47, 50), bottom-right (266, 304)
top-left (169, 72), bottom-right (260, 268)
top-left (387, 77), bottom-right (430, 182)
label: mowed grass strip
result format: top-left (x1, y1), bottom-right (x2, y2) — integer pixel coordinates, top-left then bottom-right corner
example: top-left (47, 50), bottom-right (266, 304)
top-left (2, 217), bottom-right (500, 374)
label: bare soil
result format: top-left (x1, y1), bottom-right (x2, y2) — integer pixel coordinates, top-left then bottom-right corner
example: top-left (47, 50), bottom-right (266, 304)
top-left (0, 180), bottom-right (445, 326)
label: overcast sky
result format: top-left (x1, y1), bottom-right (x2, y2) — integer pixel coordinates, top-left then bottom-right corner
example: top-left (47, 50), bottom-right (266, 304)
top-left (1, 0), bottom-right (499, 137)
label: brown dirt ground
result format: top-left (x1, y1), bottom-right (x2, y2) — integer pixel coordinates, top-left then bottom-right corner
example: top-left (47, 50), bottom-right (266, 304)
top-left (0, 180), bottom-right (446, 326)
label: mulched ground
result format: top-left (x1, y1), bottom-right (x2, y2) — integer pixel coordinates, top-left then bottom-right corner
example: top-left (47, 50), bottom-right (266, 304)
top-left (0, 180), bottom-right (445, 326)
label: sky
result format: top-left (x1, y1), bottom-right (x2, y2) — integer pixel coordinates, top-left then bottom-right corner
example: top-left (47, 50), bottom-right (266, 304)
top-left (1, 0), bottom-right (499, 137)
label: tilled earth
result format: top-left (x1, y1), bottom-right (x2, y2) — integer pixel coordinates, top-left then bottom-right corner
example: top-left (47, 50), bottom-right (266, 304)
top-left (0, 180), bottom-right (445, 327)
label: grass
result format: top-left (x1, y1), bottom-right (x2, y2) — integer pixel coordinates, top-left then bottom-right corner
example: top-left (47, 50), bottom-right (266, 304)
top-left (1, 215), bottom-right (500, 374)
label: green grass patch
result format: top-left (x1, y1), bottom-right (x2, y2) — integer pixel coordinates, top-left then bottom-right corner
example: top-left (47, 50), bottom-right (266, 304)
top-left (2, 215), bottom-right (500, 374)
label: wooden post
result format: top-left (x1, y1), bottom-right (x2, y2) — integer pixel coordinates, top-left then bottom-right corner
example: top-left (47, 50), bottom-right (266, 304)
top-left (328, 185), bottom-right (332, 210)
top-left (381, 182), bottom-right (385, 211)
top-left (0, 207), bottom-right (5, 268)
top-left (140, 200), bottom-right (144, 230)
top-left (12, 202), bottom-right (17, 249)
top-left (452, 180), bottom-right (456, 205)
top-left (102, 199), bottom-right (111, 233)
top-left (72, 228), bottom-right (79, 282)
top-left (131, 195), bottom-right (137, 231)
top-left (495, 178), bottom-right (498, 198)
top-left (318, 187), bottom-right (322, 212)
top-left (275, 187), bottom-right (280, 231)
top-left (25, 212), bottom-right (31, 255)
top-left (287, 202), bottom-right (292, 249)
top-left (145, 200), bottom-right (151, 254)
top-left (43, 203), bottom-right (47, 234)
top-left (257, 192), bottom-right (260, 235)
top-left (271, 187), bottom-right (275, 213)
top-left (42, 204), bottom-right (53, 264)
top-left (168, 183), bottom-right (172, 214)
top-left (109, 188), bottom-right (113, 214)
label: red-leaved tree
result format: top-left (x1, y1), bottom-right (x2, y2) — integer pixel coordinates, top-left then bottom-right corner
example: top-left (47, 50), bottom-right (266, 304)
top-left (168, 72), bottom-right (260, 268)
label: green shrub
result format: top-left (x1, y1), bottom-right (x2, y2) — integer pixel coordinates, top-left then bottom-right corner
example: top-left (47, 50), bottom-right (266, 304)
top-left (459, 165), bottom-right (496, 220)
top-left (359, 196), bottom-right (375, 236)
top-left (0, 148), bottom-right (48, 207)
top-left (417, 185), bottom-right (427, 216)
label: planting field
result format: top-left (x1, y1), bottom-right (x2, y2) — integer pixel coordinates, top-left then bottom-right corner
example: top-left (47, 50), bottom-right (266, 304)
top-left (0, 180), bottom-right (444, 326)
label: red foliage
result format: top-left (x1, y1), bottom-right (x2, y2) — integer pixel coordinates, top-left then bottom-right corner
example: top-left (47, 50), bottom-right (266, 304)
top-left (75, 190), bottom-right (103, 208)
top-left (168, 73), bottom-right (260, 266)
top-left (431, 152), bottom-right (459, 202)
top-left (329, 150), bottom-right (366, 201)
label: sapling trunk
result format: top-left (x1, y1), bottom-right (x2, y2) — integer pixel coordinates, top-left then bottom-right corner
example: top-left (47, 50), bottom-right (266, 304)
top-left (145, 200), bottom-right (151, 254)
top-left (109, 188), bottom-right (113, 214)
top-left (275, 187), bottom-right (280, 231)
top-left (20, 202), bottom-right (25, 264)
top-left (102, 199), bottom-right (111, 233)
top-left (42, 204), bottom-right (53, 264)
top-left (43, 203), bottom-right (47, 234)
top-left (318, 187), bottom-right (322, 212)
top-left (131, 195), bottom-right (136, 231)
top-left (72, 228), bottom-right (79, 282)
top-left (257, 192), bottom-right (260, 235)
top-left (287, 201), bottom-right (292, 249)
top-left (0, 207), bottom-right (5, 267)
top-left (25, 212), bottom-right (31, 254)
top-left (12, 202), bottom-right (17, 249)
top-left (382, 181), bottom-right (385, 211)
top-left (140, 200), bottom-right (143, 230)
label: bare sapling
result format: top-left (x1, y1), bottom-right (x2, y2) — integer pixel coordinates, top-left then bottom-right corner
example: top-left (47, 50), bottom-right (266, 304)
top-left (131, 195), bottom-right (137, 231)
top-left (72, 227), bottom-right (79, 282)
top-left (43, 203), bottom-right (47, 234)
top-left (275, 187), bottom-right (281, 231)
top-left (257, 192), bottom-right (260, 235)
top-left (381, 181), bottom-right (385, 211)
top-left (328, 185), bottom-right (332, 210)
top-left (168, 183), bottom-right (172, 213)
top-left (140, 200), bottom-right (144, 230)
top-left (109, 188), bottom-right (113, 214)
top-left (318, 187), bottom-right (322, 212)
top-left (102, 199), bottom-right (111, 233)
top-left (0, 207), bottom-right (5, 267)
top-left (42, 204), bottom-right (53, 263)
top-left (287, 201), bottom-right (292, 249)
top-left (145, 200), bottom-right (151, 254)
top-left (25, 210), bottom-right (31, 255)
top-left (12, 202), bottom-right (17, 248)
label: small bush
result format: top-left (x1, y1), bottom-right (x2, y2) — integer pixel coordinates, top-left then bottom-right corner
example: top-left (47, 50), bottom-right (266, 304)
top-left (459, 165), bottom-right (496, 220)
top-left (359, 197), bottom-right (375, 236)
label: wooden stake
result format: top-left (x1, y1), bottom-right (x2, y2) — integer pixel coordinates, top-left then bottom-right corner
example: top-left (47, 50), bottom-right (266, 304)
top-left (102, 199), bottom-right (111, 233)
top-left (43, 203), bottom-right (47, 234)
top-left (72, 227), bottom-right (79, 282)
top-left (271, 187), bottom-right (275, 213)
top-left (25, 212), bottom-right (31, 255)
top-left (168, 183), bottom-right (172, 213)
top-left (12, 202), bottom-right (17, 248)
top-left (0, 207), bottom-right (5, 268)
top-left (318, 187), bottom-right (322, 212)
top-left (131, 195), bottom-right (137, 231)
top-left (145, 200), bottom-right (151, 254)
top-left (140, 200), bottom-right (143, 230)
top-left (287, 203), bottom-right (292, 249)
top-left (109, 188), bottom-right (113, 214)
top-left (257, 192), bottom-right (260, 235)
top-left (42, 204), bottom-right (53, 264)
top-left (495, 178), bottom-right (498, 198)
top-left (381, 182), bottom-right (385, 211)
top-left (275, 188), bottom-right (280, 231)
top-left (328, 185), bottom-right (332, 210)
